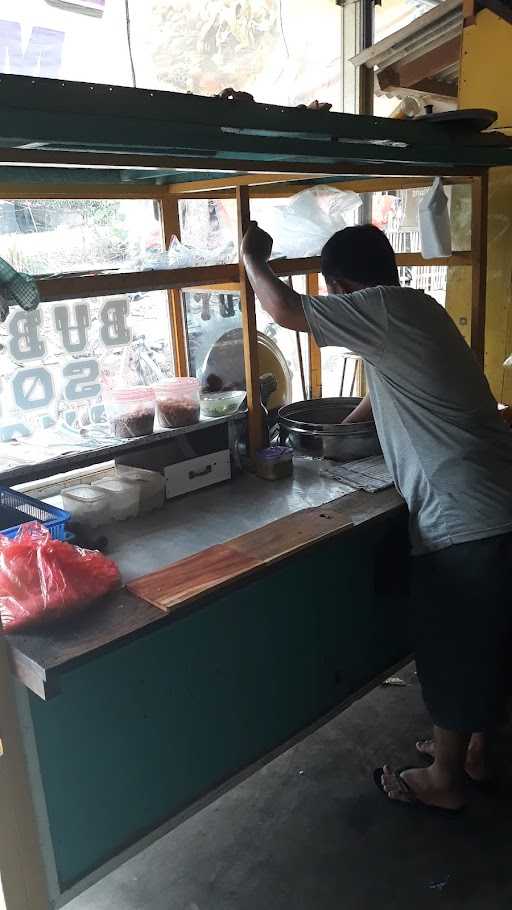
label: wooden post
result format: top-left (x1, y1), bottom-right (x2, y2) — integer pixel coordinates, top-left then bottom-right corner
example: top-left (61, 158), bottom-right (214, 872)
top-left (471, 172), bottom-right (489, 368)
top-left (236, 186), bottom-right (264, 456)
top-left (159, 195), bottom-right (188, 377)
top-left (306, 273), bottom-right (322, 399)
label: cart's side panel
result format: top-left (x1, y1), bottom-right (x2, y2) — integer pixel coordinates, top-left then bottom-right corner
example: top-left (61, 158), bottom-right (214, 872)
top-left (28, 513), bottom-right (409, 896)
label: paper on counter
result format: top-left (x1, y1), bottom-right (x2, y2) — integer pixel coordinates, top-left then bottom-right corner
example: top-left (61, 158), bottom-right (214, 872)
top-left (321, 455), bottom-right (393, 493)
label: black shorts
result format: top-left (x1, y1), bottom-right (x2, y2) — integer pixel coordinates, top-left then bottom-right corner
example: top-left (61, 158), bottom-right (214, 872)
top-left (411, 532), bottom-right (512, 733)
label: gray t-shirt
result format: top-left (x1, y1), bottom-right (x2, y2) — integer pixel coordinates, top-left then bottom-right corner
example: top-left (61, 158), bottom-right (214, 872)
top-left (302, 286), bottom-right (512, 554)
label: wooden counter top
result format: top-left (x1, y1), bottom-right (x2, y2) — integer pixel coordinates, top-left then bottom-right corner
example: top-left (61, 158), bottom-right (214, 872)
top-left (5, 484), bottom-right (404, 700)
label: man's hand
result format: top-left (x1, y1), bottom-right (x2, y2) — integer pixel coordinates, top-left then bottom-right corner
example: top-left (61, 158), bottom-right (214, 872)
top-left (342, 394), bottom-right (373, 424)
top-left (240, 221), bottom-right (273, 262)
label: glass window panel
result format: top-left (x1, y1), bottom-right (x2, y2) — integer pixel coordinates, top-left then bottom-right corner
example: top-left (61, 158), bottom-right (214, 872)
top-left (0, 198), bottom-right (163, 274)
top-left (367, 187), bottom-right (470, 254)
top-left (132, 1), bottom-right (343, 108)
top-left (2, 1), bottom-right (344, 108)
top-left (183, 288), bottom-right (242, 388)
top-left (374, 0), bottom-right (436, 43)
top-left (0, 0), bottom-right (134, 85)
top-left (183, 276), bottom-right (308, 410)
top-left (0, 290), bottom-right (173, 468)
top-left (398, 265), bottom-right (448, 306)
top-left (178, 199), bottom-right (237, 262)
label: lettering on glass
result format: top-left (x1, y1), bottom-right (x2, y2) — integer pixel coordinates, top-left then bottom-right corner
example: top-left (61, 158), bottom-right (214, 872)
top-left (8, 311), bottom-right (46, 362)
top-left (100, 298), bottom-right (132, 347)
top-left (0, 424), bottom-right (31, 442)
top-left (63, 359), bottom-right (100, 401)
top-left (54, 303), bottom-right (90, 354)
top-left (12, 368), bottom-right (54, 411)
top-left (0, 20), bottom-right (65, 78)
top-left (0, 295), bottom-right (136, 439)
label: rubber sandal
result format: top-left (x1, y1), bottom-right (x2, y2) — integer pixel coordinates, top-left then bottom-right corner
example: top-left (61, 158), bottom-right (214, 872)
top-left (373, 766), bottom-right (466, 816)
top-left (415, 741), bottom-right (498, 795)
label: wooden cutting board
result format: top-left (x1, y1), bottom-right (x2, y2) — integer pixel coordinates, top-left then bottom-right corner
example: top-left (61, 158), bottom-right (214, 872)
top-left (128, 505), bottom-right (353, 613)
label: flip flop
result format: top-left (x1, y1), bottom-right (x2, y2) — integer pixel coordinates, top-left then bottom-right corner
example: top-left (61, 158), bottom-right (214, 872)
top-left (373, 766), bottom-right (466, 816)
top-left (416, 741), bottom-right (498, 795)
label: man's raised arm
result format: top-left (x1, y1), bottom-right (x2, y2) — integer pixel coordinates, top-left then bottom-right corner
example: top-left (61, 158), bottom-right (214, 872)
top-left (240, 221), bottom-right (309, 333)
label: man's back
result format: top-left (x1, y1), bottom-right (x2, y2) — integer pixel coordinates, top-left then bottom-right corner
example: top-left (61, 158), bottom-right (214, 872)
top-left (302, 285), bottom-right (512, 553)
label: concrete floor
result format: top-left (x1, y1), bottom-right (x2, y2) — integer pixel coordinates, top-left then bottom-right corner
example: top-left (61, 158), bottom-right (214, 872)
top-left (70, 664), bottom-right (512, 910)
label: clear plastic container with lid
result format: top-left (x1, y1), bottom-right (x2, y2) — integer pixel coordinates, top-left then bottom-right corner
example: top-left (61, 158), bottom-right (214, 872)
top-left (154, 378), bottom-right (200, 429)
top-left (115, 466), bottom-right (165, 513)
top-left (255, 446), bottom-right (294, 481)
top-left (104, 387), bottom-right (155, 439)
top-left (200, 390), bottom-right (246, 420)
top-left (92, 477), bottom-right (139, 521)
top-left (61, 484), bottom-right (111, 528)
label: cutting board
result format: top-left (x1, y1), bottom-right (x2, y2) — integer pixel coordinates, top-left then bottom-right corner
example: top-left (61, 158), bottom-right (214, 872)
top-left (128, 505), bottom-right (353, 613)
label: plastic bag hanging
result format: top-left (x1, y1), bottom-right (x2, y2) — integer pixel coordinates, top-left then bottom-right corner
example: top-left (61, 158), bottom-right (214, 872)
top-left (252, 186), bottom-right (362, 259)
top-left (418, 178), bottom-right (452, 259)
top-left (116, 339), bottom-right (165, 389)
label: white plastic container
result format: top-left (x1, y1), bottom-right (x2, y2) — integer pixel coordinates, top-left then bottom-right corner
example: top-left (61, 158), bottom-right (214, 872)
top-left (418, 178), bottom-right (452, 259)
top-left (92, 478), bottom-right (139, 521)
top-left (61, 484), bottom-right (111, 528)
top-left (115, 466), bottom-right (165, 514)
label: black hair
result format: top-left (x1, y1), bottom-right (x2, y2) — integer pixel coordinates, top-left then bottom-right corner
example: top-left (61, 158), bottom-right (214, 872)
top-left (321, 224), bottom-right (399, 287)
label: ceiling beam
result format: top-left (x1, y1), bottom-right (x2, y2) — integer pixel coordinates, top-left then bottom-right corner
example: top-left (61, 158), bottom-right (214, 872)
top-left (377, 69), bottom-right (458, 102)
top-left (398, 36), bottom-right (461, 86)
top-left (408, 78), bottom-right (458, 99)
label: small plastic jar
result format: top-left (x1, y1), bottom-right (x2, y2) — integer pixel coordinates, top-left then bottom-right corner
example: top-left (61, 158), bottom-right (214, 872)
top-left (154, 378), bottom-right (201, 429)
top-left (255, 446), bottom-right (294, 481)
top-left (104, 387), bottom-right (155, 439)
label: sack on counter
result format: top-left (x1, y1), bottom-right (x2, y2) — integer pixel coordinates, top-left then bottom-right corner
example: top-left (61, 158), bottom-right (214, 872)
top-left (0, 522), bottom-right (121, 632)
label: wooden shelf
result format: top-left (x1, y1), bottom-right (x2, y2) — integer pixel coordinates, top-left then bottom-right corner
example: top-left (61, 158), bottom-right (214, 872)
top-left (36, 252), bottom-right (472, 302)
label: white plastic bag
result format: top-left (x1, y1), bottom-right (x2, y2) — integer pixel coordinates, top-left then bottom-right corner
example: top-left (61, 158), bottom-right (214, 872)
top-left (418, 178), bottom-right (452, 259)
top-left (142, 235), bottom-right (236, 269)
top-left (253, 186), bottom-right (362, 258)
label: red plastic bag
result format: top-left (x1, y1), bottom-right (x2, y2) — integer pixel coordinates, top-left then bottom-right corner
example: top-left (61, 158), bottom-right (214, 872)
top-left (0, 522), bottom-right (121, 632)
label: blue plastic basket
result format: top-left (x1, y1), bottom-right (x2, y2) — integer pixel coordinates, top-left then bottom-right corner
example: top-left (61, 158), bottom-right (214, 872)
top-left (0, 487), bottom-right (70, 541)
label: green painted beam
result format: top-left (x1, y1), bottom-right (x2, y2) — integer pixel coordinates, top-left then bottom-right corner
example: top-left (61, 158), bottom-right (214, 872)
top-left (0, 167), bottom-right (239, 186)
top-left (3, 107), bottom-right (512, 169)
top-left (0, 73), bottom-right (505, 148)
top-left (1, 75), bottom-right (511, 178)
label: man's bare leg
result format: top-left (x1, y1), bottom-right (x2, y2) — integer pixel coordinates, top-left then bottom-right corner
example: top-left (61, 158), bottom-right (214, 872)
top-left (417, 732), bottom-right (488, 781)
top-left (382, 726), bottom-right (470, 809)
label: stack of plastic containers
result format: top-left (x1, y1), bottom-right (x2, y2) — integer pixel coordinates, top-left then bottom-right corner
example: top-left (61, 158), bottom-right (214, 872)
top-left (115, 466), bottom-right (165, 514)
top-left (91, 477), bottom-right (139, 521)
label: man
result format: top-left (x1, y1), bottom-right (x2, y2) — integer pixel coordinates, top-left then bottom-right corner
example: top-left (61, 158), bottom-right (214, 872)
top-left (241, 220), bottom-right (512, 814)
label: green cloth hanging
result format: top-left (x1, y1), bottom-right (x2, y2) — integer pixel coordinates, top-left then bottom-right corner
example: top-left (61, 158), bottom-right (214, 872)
top-left (0, 256), bottom-right (40, 322)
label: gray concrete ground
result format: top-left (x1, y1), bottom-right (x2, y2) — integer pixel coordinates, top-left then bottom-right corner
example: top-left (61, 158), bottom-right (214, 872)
top-left (70, 664), bottom-right (512, 910)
